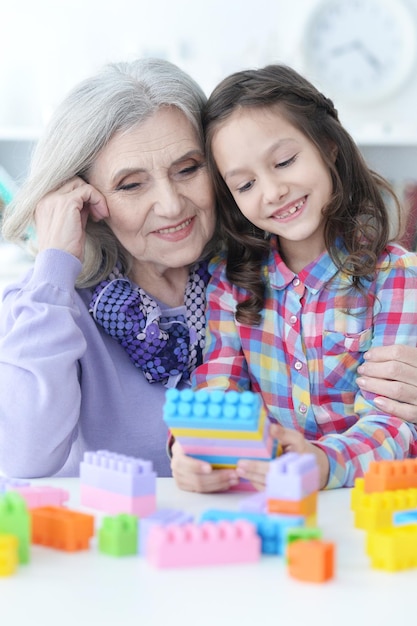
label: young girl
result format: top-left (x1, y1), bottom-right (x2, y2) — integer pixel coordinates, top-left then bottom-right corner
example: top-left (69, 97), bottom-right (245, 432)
top-left (173, 64), bottom-right (417, 492)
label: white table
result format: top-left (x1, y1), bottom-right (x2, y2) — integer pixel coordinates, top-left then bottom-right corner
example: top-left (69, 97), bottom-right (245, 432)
top-left (1, 478), bottom-right (413, 626)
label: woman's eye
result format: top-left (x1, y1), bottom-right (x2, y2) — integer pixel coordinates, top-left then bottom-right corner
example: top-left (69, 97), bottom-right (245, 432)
top-left (116, 182), bottom-right (142, 191)
top-left (277, 155), bottom-right (297, 168)
top-left (178, 163), bottom-right (203, 177)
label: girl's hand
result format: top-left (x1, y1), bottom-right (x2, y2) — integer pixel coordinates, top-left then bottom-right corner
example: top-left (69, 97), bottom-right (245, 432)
top-left (170, 440), bottom-right (240, 493)
top-left (357, 345), bottom-right (417, 423)
top-left (35, 176), bottom-right (108, 262)
top-left (236, 424), bottom-right (330, 490)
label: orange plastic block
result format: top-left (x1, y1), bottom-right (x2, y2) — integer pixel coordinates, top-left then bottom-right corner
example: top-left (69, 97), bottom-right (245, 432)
top-left (287, 539), bottom-right (335, 583)
top-left (364, 459), bottom-right (417, 493)
top-left (267, 491), bottom-right (317, 516)
top-left (31, 506), bottom-right (95, 551)
top-left (366, 524), bottom-right (417, 571)
top-left (0, 535), bottom-right (18, 577)
top-left (351, 478), bottom-right (417, 531)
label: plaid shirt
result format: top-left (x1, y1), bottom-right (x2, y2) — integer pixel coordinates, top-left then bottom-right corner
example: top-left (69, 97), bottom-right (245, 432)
top-left (193, 240), bottom-right (417, 488)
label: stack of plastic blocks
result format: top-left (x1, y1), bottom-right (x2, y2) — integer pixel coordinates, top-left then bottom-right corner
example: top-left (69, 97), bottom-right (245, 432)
top-left (146, 519), bottom-right (261, 568)
top-left (265, 452), bottom-right (334, 582)
top-left (0, 491), bottom-right (30, 576)
top-left (80, 450), bottom-right (157, 516)
top-left (163, 388), bottom-right (278, 468)
top-left (351, 458), bottom-right (417, 571)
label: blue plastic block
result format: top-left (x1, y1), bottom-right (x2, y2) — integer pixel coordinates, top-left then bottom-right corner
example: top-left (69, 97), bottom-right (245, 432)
top-left (139, 508), bottom-right (194, 555)
top-left (80, 450), bottom-right (156, 496)
top-left (163, 388), bottom-right (263, 431)
top-left (394, 509), bottom-right (417, 525)
top-left (200, 509), bottom-right (304, 555)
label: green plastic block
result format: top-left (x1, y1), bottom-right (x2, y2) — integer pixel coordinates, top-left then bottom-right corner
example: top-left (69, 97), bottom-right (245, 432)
top-left (98, 514), bottom-right (138, 557)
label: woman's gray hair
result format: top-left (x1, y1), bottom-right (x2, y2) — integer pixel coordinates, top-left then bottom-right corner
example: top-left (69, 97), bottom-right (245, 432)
top-left (2, 58), bottom-right (208, 286)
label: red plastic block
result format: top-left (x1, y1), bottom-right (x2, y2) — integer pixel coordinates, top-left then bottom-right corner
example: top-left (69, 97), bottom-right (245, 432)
top-left (364, 459), bottom-right (417, 493)
top-left (147, 520), bottom-right (261, 568)
top-left (31, 506), bottom-right (95, 551)
top-left (287, 539), bottom-right (335, 583)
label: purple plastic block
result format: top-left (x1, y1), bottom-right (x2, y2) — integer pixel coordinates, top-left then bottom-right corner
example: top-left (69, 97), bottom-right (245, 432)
top-left (139, 508), bottom-right (194, 555)
top-left (80, 450), bottom-right (156, 496)
top-left (0, 477), bottom-right (30, 494)
top-left (266, 452), bottom-right (320, 501)
top-left (239, 492), bottom-right (268, 513)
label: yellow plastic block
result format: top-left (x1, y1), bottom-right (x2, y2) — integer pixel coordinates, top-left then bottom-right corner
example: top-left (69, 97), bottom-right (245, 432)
top-left (0, 534), bottom-right (18, 576)
top-left (367, 525), bottom-right (417, 571)
top-left (351, 479), bottom-right (417, 531)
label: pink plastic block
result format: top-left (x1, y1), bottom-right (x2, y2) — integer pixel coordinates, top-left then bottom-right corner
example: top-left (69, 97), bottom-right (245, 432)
top-left (9, 485), bottom-right (69, 509)
top-left (139, 509), bottom-right (194, 555)
top-left (266, 453), bottom-right (319, 501)
top-left (80, 450), bottom-right (156, 496)
top-left (147, 520), bottom-right (261, 568)
top-left (80, 484), bottom-right (156, 516)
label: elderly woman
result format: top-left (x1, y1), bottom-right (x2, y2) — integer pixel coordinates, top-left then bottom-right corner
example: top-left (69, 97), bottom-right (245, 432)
top-left (0, 58), bottom-right (217, 478)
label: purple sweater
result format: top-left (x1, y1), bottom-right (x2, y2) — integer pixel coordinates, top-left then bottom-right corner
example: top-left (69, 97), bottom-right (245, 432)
top-left (0, 249), bottom-right (180, 478)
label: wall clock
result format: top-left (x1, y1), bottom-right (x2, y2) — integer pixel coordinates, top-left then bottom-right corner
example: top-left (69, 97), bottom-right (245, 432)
top-left (303, 0), bottom-right (417, 104)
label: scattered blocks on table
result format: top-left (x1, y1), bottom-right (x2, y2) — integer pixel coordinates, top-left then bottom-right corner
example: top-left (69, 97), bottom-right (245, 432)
top-left (147, 520), bottom-right (261, 568)
top-left (163, 388), bottom-right (278, 468)
top-left (31, 506), bottom-right (95, 551)
top-left (98, 514), bottom-right (138, 557)
top-left (366, 524), bottom-right (417, 571)
top-left (139, 508), bottom-right (194, 555)
top-left (80, 450), bottom-right (157, 516)
top-left (0, 491), bottom-right (31, 564)
top-left (287, 539), bottom-right (335, 583)
top-left (363, 459), bottom-right (417, 493)
top-left (0, 535), bottom-right (19, 576)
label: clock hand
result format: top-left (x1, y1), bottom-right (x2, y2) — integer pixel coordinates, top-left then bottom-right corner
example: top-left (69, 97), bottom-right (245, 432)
top-left (331, 40), bottom-right (382, 72)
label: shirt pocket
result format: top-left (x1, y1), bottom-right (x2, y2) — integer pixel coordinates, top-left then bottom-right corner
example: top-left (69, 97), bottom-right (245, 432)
top-left (322, 327), bottom-right (373, 391)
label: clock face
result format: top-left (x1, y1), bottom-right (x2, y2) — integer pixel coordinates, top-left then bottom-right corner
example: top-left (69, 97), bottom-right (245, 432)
top-left (304, 0), bottom-right (417, 103)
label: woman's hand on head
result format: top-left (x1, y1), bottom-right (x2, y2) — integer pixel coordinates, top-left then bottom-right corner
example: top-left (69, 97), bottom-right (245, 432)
top-left (35, 176), bottom-right (108, 262)
top-left (357, 345), bottom-right (417, 423)
top-left (170, 440), bottom-right (240, 493)
top-left (236, 423), bottom-right (330, 490)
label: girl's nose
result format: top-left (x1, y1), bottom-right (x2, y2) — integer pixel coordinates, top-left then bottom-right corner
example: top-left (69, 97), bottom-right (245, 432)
top-left (262, 174), bottom-right (289, 205)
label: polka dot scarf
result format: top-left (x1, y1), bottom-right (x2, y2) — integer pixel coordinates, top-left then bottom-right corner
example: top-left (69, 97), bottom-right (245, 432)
top-left (89, 261), bottom-right (210, 386)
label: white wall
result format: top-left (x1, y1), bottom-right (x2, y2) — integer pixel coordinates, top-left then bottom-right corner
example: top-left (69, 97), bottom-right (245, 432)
top-left (1, 0), bottom-right (417, 183)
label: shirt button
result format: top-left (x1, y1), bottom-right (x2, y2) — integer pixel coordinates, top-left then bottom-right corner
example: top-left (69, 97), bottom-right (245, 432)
top-left (299, 403), bottom-right (307, 414)
top-left (292, 277), bottom-right (300, 287)
top-left (294, 361), bottom-right (303, 371)
top-left (289, 315), bottom-right (297, 325)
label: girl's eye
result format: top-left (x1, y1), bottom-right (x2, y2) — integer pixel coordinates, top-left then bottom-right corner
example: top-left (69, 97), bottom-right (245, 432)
top-left (237, 180), bottom-right (254, 193)
top-left (277, 155), bottom-right (297, 168)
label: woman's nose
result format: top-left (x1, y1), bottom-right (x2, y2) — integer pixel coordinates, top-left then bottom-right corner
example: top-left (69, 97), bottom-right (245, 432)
top-left (152, 181), bottom-right (183, 216)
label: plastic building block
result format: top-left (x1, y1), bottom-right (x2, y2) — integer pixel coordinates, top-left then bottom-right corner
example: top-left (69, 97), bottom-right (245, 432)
top-left (147, 520), bottom-right (261, 568)
top-left (163, 388), bottom-right (278, 468)
top-left (164, 388), bottom-right (265, 432)
top-left (9, 485), bottom-right (69, 509)
top-left (394, 509), bottom-right (417, 525)
top-left (80, 450), bottom-right (156, 496)
top-left (80, 484), bottom-right (156, 516)
top-left (239, 492), bottom-right (268, 513)
top-left (287, 539), bottom-right (335, 583)
top-left (363, 459), bottom-right (417, 493)
top-left (0, 535), bottom-right (18, 576)
top-left (139, 508), bottom-right (194, 555)
top-left (31, 506), bottom-right (95, 551)
top-left (351, 479), bottom-right (417, 531)
top-left (98, 514), bottom-right (138, 557)
top-left (200, 508), bottom-right (304, 555)
top-left (0, 477), bottom-right (30, 494)
top-left (286, 526), bottom-right (322, 549)
top-left (366, 525), bottom-right (417, 571)
top-left (0, 491), bottom-right (30, 564)
top-left (265, 452), bottom-right (320, 501)
top-left (267, 491), bottom-right (318, 517)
